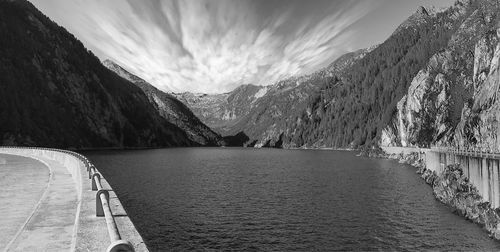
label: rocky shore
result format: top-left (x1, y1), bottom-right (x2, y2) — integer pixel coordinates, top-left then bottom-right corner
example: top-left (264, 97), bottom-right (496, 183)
top-left (419, 164), bottom-right (500, 239)
top-left (362, 148), bottom-right (500, 240)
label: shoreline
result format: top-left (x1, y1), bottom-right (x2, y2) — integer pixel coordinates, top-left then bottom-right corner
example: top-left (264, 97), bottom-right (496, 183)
top-left (366, 148), bottom-right (500, 240)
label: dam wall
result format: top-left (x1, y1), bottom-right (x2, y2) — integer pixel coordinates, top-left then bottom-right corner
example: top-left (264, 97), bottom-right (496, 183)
top-left (426, 148), bottom-right (500, 209)
top-left (383, 146), bottom-right (500, 209)
top-left (0, 147), bottom-right (147, 251)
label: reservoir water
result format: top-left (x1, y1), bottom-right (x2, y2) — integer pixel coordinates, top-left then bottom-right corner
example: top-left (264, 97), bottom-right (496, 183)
top-left (85, 148), bottom-right (500, 251)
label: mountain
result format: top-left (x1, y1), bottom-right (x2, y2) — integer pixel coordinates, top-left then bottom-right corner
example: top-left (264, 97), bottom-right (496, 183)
top-left (237, 47), bottom-right (375, 147)
top-left (4, 0), bottom-right (493, 151)
top-left (278, 3), bottom-right (473, 149)
top-left (175, 84), bottom-right (265, 135)
top-left (175, 47), bottom-right (373, 146)
top-left (183, 1), bottom-right (481, 149)
top-left (103, 60), bottom-right (224, 146)
top-left (392, 6), bottom-right (430, 35)
top-left (278, 0), bottom-right (500, 151)
top-left (0, 0), bottom-right (194, 148)
top-left (381, 0), bottom-right (500, 150)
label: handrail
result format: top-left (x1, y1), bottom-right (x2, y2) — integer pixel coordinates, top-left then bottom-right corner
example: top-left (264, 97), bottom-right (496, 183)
top-left (0, 146), bottom-right (135, 252)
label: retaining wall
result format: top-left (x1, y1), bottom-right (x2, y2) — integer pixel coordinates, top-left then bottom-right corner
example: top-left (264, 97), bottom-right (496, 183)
top-left (382, 146), bottom-right (500, 209)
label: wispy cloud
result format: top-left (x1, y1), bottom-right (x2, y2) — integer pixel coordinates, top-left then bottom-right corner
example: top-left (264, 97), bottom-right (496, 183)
top-left (31, 0), bottom-right (381, 93)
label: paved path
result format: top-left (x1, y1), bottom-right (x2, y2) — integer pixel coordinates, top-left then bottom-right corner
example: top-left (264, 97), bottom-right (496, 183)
top-left (0, 154), bottom-right (50, 250)
top-left (0, 153), bottom-right (78, 251)
top-left (0, 149), bottom-right (147, 251)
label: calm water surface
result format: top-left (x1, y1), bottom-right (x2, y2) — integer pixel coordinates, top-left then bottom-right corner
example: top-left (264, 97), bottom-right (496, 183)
top-left (85, 148), bottom-right (500, 251)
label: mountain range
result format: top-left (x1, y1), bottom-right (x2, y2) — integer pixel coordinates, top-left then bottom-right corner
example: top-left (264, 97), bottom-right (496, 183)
top-left (174, 47), bottom-right (374, 147)
top-left (176, 0), bottom-right (500, 151)
top-left (2, 0), bottom-right (499, 152)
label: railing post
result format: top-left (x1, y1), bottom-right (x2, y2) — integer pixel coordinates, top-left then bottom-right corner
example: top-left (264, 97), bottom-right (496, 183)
top-left (92, 173), bottom-right (101, 191)
top-left (96, 189), bottom-right (109, 217)
top-left (106, 240), bottom-right (135, 252)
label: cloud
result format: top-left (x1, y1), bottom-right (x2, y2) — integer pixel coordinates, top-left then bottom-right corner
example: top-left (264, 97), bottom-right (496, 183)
top-left (30, 0), bottom-right (381, 93)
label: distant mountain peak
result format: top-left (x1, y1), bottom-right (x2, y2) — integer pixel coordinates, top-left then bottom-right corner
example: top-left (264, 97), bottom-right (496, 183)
top-left (102, 59), bottom-right (144, 84)
top-left (416, 6), bottom-right (429, 16)
top-left (392, 5), bottom-right (433, 35)
top-left (102, 59), bottom-right (113, 65)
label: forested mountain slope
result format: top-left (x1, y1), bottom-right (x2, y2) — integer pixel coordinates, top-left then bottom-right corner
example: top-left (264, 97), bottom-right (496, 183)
top-left (230, 47), bottom-right (374, 147)
top-left (0, 0), bottom-right (193, 148)
top-left (103, 60), bottom-right (224, 146)
top-left (281, 1), bottom-right (473, 148)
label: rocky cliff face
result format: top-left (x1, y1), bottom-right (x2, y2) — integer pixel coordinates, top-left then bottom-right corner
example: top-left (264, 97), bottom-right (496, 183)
top-left (382, 0), bottom-right (500, 150)
top-left (103, 60), bottom-right (224, 146)
top-left (380, 4), bottom-right (468, 147)
top-left (0, 0), bottom-right (193, 148)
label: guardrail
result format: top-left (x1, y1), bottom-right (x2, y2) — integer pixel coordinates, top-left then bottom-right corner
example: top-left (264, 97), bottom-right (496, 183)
top-left (431, 145), bottom-right (500, 159)
top-left (0, 146), bottom-right (135, 252)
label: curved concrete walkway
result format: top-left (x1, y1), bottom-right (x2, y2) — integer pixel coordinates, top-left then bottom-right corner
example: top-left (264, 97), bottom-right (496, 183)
top-left (0, 154), bottom-right (50, 250)
top-left (0, 153), bottom-right (79, 251)
top-left (0, 148), bottom-right (148, 252)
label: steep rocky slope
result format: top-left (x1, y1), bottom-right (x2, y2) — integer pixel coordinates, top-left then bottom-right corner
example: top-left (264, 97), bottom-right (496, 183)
top-left (0, 0), bottom-right (193, 148)
top-left (381, 0), bottom-right (500, 150)
top-left (103, 60), bottom-right (223, 146)
top-left (175, 84), bottom-right (264, 135)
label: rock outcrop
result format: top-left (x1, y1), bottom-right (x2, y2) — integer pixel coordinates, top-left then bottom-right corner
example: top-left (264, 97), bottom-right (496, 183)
top-left (380, 51), bottom-right (455, 147)
top-left (392, 6), bottom-right (431, 35)
top-left (455, 25), bottom-right (500, 151)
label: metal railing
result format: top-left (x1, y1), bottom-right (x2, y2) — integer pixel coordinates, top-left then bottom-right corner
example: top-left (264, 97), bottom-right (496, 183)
top-left (0, 146), bottom-right (135, 252)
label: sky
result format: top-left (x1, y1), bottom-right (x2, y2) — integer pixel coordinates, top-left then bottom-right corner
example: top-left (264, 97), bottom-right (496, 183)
top-left (31, 0), bottom-right (456, 94)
